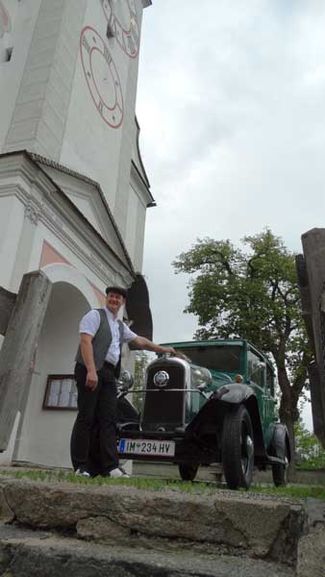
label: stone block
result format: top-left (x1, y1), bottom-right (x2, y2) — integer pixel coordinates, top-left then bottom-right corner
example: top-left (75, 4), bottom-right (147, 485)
top-left (297, 527), bottom-right (325, 577)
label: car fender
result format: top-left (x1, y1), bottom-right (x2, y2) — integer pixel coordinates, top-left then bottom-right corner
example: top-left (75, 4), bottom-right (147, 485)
top-left (186, 383), bottom-right (254, 431)
top-left (269, 422), bottom-right (291, 462)
top-left (211, 382), bottom-right (255, 404)
top-left (117, 396), bottom-right (139, 423)
top-left (214, 384), bottom-right (265, 454)
top-left (186, 383), bottom-right (266, 457)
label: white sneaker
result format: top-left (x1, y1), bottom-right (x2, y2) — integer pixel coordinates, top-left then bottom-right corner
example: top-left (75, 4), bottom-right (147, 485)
top-left (75, 468), bottom-right (91, 478)
top-left (109, 467), bottom-right (129, 478)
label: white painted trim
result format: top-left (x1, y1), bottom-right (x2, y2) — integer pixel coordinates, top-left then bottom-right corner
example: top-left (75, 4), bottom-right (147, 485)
top-left (41, 263), bottom-right (100, 308)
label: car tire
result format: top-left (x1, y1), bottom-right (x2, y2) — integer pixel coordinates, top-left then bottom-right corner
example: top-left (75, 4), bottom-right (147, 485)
top-left (178, 463), bottom-right (199, 481)
top-left (222, 405), bottom-right (254, 490)
top-left (272, 441), bottom-right (289, 487)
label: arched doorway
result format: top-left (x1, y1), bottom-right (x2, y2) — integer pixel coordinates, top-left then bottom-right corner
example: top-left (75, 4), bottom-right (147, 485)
top-left (13, 272), bottom-right (100, 468)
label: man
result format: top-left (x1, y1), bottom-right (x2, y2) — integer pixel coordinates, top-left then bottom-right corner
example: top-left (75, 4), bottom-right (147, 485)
top-left (70, 286), bottom-right (176, 478)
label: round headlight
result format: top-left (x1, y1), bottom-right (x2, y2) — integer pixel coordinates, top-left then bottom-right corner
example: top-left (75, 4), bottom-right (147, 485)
top-left (153, 370), bottom-right (169, 388)
top-left (191, 366), bottom-right (212, 391)
top-left (118, 369), bottom-right (134, 391)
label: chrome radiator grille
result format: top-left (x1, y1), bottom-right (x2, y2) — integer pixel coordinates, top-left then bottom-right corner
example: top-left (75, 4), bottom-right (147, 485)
top-left (142, 363), bottom-right (186, 430)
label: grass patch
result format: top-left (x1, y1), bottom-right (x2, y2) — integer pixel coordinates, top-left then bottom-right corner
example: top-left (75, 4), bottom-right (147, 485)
top-left (0, 469), bottom-right (212, 494)
top-left (0, 468), bottom-right (324, 500)
top-left (251, 483), bottom-right (325, 501)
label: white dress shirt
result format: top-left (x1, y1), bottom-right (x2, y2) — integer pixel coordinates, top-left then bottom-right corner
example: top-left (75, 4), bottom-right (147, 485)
top-left (79, 308), bottom-right (137, 366)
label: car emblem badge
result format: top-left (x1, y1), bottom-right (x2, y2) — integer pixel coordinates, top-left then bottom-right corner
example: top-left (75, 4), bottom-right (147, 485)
top-left (153, 370), bottom-right (169, 388)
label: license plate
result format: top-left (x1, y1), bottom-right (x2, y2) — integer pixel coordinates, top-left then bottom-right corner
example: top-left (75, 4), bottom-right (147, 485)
top-left (118, 438), bottom-right (175, 457)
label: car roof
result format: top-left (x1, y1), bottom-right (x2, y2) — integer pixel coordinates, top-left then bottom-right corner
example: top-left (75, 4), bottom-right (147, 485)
top-left (160, 339), bottom-right (274, 373)
top-left (160, 338), bottom-right (245, 348)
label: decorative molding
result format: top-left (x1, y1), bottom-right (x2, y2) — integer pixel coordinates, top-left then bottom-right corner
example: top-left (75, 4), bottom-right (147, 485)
top-left (0, 154), bottom-right (135, 287)
top-left (24, 201), bottom-right (39, 225)
top-left (28, 152), bottom-right (134, 271)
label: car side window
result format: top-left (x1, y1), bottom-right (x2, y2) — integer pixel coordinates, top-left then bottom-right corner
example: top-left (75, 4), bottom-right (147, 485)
top-left (266, 364), bottom-right (275, 396)
top-left (247, 351), bottom-right (265, 387)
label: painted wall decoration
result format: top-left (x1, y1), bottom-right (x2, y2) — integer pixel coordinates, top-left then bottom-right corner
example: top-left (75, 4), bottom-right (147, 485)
top-left (80, 0), bottom-right (139, 127)
top-left (0, 1), bottom-right (10, 38)
top-left (80, 26), bottom-right (124, 128)
top-left (101, 0), bottom-right (139, 58)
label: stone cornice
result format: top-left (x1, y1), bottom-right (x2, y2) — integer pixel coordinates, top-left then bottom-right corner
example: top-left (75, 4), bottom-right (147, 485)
top-left (130, 160), bottom-right (156, 208)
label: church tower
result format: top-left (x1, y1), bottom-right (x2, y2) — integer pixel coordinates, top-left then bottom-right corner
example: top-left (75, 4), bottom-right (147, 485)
top-left (0, 0), bottom-right (153, 272)
top-left (0, 0), bottom-right (153, 469)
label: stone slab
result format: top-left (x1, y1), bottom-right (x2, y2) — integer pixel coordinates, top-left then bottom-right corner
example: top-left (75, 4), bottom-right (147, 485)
top-left (0, 523), bottom-right (295, 577)
top-left (0, 476), bottom-right (305, 565)
top-left (296, 498), bottom-right (325, 577)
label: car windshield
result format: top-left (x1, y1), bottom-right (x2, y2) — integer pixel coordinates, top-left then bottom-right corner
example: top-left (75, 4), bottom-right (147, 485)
top-left (175, 345), bottom-right (241, 373)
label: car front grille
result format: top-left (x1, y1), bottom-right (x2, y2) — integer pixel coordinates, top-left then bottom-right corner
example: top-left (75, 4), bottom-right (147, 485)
top-left (142, 363), bottom-right (186, 430)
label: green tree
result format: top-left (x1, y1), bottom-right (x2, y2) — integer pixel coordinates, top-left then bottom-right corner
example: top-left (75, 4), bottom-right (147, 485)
top-left (173, 229), bottom-right (313, 454)
top-left (295, 419), bottom-right (325, 469)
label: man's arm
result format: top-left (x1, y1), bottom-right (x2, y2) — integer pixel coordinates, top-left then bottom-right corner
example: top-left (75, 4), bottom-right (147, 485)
top-left (80, 333), bottom-right (98, 390)
top-left (130, 336), bottom-right (176, 356)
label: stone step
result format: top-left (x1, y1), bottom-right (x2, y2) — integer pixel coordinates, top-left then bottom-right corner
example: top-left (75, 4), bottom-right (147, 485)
top-left (0, 523), bottom-right (295, 577)
top-left (0, 474), bottom-right (323, 577)
top-left (0, 476), bottom-right (304, 560)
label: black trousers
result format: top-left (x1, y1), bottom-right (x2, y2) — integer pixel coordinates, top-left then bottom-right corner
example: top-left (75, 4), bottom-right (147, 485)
top-left (70, 362), bottom-right (119, 475)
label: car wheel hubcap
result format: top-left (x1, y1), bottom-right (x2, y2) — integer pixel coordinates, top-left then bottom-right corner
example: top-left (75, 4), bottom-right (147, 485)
top-left (241, 434), bottom-right (253, 473)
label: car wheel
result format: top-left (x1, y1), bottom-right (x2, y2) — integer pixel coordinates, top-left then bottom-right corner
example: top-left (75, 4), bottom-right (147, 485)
top-left (178, 463), bottom-right (199, 481)
top-left (222, 405), bottom-right (254, 490)
top-left (272, 441), bottom-right (289, 487)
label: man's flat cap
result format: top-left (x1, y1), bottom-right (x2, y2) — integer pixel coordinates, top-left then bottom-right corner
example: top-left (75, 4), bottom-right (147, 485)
top-left (105, 286), bottom-right (128, 298)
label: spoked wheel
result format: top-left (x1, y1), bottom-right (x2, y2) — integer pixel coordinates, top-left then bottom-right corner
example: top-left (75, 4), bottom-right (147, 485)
top-left (272, 442), bottom-right (289, 487)
top-left (222, 405), bottom-right (254, 490)
top-left (178, 463), bottom-right (199, 481)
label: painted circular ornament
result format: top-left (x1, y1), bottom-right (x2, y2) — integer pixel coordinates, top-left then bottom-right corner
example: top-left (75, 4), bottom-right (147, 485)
top-left (101, 0), bottom-right (139, 58)
top-left (80, 26), bottom-right (124, 128)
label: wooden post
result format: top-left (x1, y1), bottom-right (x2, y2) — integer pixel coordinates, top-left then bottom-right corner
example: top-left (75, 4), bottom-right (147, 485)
top-left (301, 228), bottom-right (325, 447)
top-left (0, 271), bottom-right (52, 451)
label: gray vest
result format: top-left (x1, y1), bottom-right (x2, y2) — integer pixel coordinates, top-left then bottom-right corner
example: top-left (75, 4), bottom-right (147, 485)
top-left (75, 308), bottom-right (124, 375)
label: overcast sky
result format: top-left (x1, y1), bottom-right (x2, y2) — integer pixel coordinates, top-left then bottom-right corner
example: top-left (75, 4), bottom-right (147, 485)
top-left (136, 0), bottom-right (325, 337)
top-left (137, 0), bottom-right (325, 343)
top-left (135, 1), bottom-right (325, 429)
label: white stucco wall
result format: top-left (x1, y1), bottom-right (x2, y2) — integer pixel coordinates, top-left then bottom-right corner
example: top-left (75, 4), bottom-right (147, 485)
top-left (0, 411), bottom-right (20, 465)
top-left (0, 0), bottom-right (41, 149)
top-left (0, 194), bottom-right (25, 288)
top-left (60, 0), bottom-right (144, 231)
top-left (125, 183), bottom-right (147, 271)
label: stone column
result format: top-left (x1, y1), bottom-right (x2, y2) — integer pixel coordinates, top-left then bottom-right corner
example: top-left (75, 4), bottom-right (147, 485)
top-left (0, 271), bottom-right (52, 451)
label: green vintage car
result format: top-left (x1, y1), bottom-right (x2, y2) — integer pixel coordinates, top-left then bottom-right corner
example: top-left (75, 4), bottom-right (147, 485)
top-left (117, 339), bottom-right (290, 490)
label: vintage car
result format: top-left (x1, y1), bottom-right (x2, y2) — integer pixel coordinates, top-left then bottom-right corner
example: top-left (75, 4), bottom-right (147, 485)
top-left (116, 339), bottom-right (291, 490)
